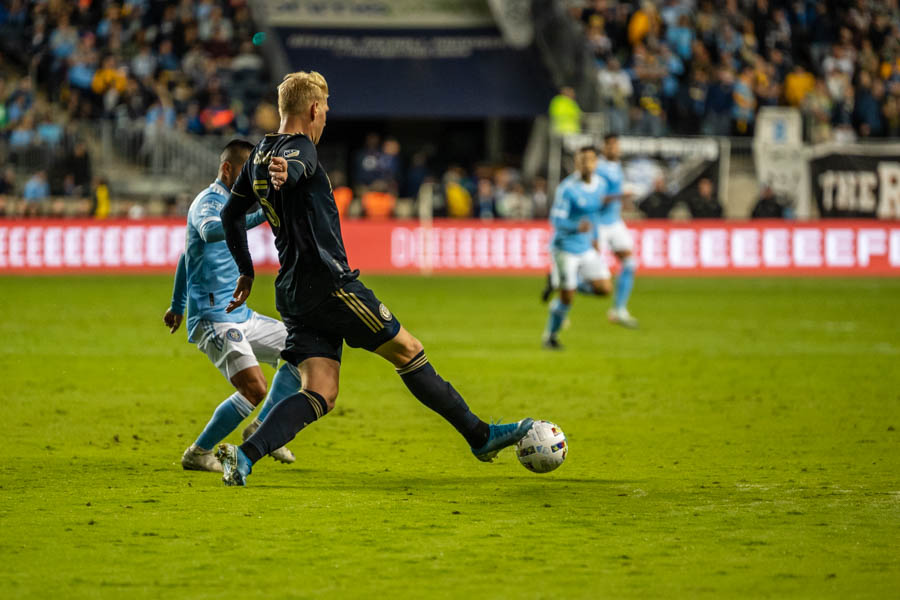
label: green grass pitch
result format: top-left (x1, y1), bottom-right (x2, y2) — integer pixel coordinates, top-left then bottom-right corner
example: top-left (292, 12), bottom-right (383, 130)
top-left (1, 275), bottom-right (898, 599)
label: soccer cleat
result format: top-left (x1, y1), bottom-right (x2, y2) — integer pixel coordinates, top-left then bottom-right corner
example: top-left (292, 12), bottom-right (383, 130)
top-left (242, 419), bottom-right (296, 464)
top-left (181, 444), bottom-right (223, 473)
top-left (471, 418), bottom-right (534, 462)
top-left (542, 335), bottom-right (564, 351)
top-left (608, 307), bottom-right (639, 329)
top-left (216, 443), bottom-right (252, 486)
top-left (539, 273), bottom-right (554, 303)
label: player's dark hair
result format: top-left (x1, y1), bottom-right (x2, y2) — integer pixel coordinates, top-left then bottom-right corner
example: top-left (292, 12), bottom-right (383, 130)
top-left (577, 145), bottom-right (598, 155)
top-left (220, 139), bottom-right (254, 165)
top-left (603, 133), bottom-right (619, 143)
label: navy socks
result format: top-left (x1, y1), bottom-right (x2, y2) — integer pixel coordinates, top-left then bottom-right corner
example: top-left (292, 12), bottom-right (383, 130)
top-left (240, 390), bottom-right (329, 463)
top-left (397, 351), bottom-right (489, 448)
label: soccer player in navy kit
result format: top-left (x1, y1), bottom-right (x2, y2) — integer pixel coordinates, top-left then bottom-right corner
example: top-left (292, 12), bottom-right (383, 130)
top-left (216, 71), bottom-right (533, 485)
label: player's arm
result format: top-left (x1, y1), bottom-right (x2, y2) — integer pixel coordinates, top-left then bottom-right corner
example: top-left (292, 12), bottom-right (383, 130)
top-left (221, 161), bottom-right (258, 311)
top-left (196, 207), bottom-right (266, 243)
top-left (269, 137), bottom-right (317, 191)
top-left (163, 253), bottom-right (186, 333)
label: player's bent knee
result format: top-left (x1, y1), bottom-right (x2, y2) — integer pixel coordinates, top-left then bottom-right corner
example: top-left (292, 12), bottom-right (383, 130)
top-left (404, 334), bottom-right (424, 357)
top-left (239, 379), bottom-right (267, 406)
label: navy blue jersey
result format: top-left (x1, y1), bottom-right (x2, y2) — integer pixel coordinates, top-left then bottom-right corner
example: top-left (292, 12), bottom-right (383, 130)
top-left (224, 133), bottom-right (358, 317)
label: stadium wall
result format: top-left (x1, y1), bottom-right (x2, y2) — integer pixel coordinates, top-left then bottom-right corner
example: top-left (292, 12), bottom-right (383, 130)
top-left (1, 220), bottom-right (899, 276)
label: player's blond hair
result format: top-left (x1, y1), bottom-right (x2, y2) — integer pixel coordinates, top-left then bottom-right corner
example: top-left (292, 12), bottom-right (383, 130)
top-left (278, 71), bottom-right (329, 117)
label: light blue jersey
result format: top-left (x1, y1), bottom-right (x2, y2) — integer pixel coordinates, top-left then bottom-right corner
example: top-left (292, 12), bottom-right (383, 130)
top-left (170, 180), bottom-right (266, 342)
top-left (549, 172), bottom-right (606, 254)
top-left (595, 158), bottom-right (625, 225)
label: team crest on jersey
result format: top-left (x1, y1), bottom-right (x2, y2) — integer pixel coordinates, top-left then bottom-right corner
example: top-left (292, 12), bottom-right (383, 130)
top-left (283, 149), bottom-right (299, 158)
top-left (379, 303), bottom-right (392, 321)
top-left (226, 328), bottom-right (243, 342)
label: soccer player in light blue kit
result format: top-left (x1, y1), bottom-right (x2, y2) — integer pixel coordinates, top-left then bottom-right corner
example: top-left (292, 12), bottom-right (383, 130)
top-left (595, 134), bottom-right (639, 328)
top-left (543, 146), bottom-right (612, 349)
top-left (164, 140), bottom-right (300, 472)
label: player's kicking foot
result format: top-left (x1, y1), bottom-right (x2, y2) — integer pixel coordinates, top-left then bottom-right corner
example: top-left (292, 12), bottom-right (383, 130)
top-left (181, 444), bottom-right (223, 473)
top-left (242, 419), bottom-right (296, 464)
top-left (608, 307), bottom-right (639, 329)
top-left (542, 335), bottom-right (564, 350)
top-left (540, 273), bottom-right (554, 303)
top-left (216, 443), bottom-right (252, 486)
top-left (471, 418), bottom-right (534, 462)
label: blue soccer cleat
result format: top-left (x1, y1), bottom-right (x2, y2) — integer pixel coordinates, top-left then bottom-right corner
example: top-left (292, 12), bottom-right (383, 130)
top-left (471, 418), bottom-right (534, 462)
top-left (216, 443), bottom-right (252, 486)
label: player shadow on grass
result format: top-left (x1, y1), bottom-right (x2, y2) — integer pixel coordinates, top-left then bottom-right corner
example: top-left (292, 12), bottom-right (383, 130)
top-left (244, 473), bottom-right (646, 491)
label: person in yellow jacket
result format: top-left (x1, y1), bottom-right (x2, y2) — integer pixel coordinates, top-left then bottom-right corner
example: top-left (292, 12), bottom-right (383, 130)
top-left (549, 87), bottom-right (582, 135)
top-left (92, 177), bottom-right (110, 219)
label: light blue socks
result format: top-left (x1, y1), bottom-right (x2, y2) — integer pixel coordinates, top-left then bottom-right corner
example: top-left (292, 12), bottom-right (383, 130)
top-left (615, 257), bottom-right (636, 310)
top-left (545, 298), bottom-right (571, 337)
top-left (195, 391), bottom-right (254, 451)
top-left (256, 363), bottom-right (302, 423)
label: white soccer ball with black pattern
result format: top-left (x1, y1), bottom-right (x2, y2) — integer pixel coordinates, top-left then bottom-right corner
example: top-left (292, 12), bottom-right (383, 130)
top-left (516, 420), bottom-right (567, 473)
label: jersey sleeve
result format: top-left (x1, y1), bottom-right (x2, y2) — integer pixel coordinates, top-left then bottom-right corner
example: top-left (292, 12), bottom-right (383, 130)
top-left (169, 253), bottom-right (187, 314)
top-left (549, 185), bottom-right (580, 234)
top-left (189, 194), bottom-right (226, 243)
top-left (279, 136), bottom-right (318, 188)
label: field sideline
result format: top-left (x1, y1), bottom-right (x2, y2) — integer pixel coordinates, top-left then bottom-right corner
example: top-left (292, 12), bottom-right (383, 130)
top-left (1, 275), bottom-right (898, 599)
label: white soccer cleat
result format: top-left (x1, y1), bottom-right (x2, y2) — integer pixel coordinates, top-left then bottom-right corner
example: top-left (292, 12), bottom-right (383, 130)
top-left (181, 444), bottom-right (224, 473)
top-left (608, 307), bottom-right (639, 329)
top-left (242, 419), bottom-right (296, 464)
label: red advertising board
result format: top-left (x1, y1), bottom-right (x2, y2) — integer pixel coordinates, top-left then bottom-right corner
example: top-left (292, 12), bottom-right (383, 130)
top-left (1, 219), bottom-right (899, 275)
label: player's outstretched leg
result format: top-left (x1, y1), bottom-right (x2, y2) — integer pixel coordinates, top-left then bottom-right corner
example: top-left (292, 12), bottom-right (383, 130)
top-left (542, 297), bottom-right (571, 350)
top-left (182, 391), bottom-right (255, 473)
top-left (382, 329), bottom-right (533, 462)
top-left (242, 362), bottom-right (302, 464)
top-left (608, 256), bottom-right (638, 328)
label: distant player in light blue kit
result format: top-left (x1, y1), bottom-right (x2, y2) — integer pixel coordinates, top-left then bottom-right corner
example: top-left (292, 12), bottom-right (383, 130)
top-left (542, 146), bottom-right (612, 349)
top-left (595, 134), bottom-right (638, 328)
top-left (163, 140), bottom-right (299, 472)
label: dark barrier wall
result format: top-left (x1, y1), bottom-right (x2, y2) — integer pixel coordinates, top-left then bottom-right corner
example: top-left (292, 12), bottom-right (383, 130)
top-left (275, 26), bottom-right (554, 118)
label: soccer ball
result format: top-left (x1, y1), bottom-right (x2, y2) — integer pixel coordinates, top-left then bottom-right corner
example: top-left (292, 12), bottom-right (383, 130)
top-left (516, 420), bottom-right (567, 473)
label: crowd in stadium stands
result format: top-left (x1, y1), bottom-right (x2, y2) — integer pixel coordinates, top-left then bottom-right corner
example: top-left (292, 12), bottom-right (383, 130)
top-left (570, 0), bottom-right (900, 140)
top-left (2, 0), bottom-right (268, 135)
top-left (0, 0), bottom-right (273, 217)
top-left (347, 132), bottom-right (551, 220)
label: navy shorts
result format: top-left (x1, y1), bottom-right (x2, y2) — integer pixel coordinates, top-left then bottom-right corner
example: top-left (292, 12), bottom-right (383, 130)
top-left (280, 279), bottom-right (401, 365)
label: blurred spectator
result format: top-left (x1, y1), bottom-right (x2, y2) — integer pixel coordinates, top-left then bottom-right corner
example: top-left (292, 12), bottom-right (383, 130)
top-left (23, 171), bottom-right (49, 217)
top-left (444, 167), bottom-right (473, 218)
top-left (475, 177), bottom-right (496, 219)
top-left (91, 177), bottom-right (110, 219)
top-left (687, 177), bottom-right (722, 218)
top-left (703, 69), bottom-right (735, 136)
top-left (597, 58), bottom-right (632, 134)
top-left (531, 177), bottom-right (550, 219)
top-left (733, 66), bottom-right (757, 134)
top-left (751, 184), bottom-right (791, 218)
top-left (549, 87), bottom-right (582, 135)
top-left (379, 138), bottom-right (403, 197)
top-left (497, 182), bottom-right (533, 219)
top-left (353, 133), bottom-right (384, 189)
top-left (404, 151), bottom-right (429, 199)
top-left (638, 177), bottom-right (675, 218)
